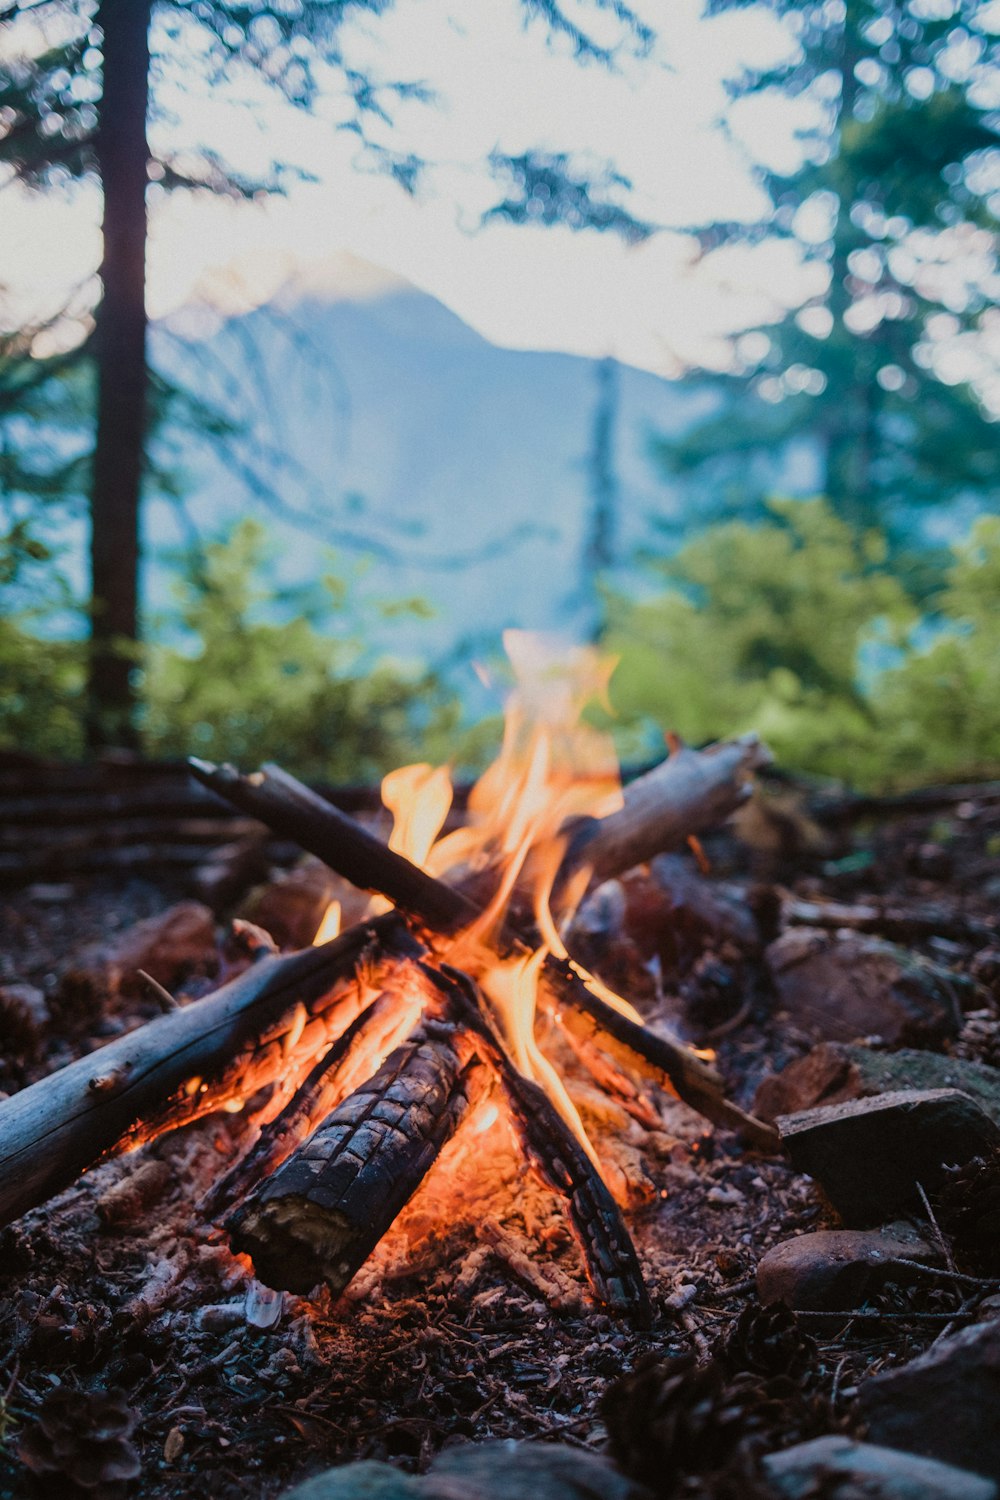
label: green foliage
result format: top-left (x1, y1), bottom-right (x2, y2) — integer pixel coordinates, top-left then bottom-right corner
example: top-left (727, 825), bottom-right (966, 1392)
top-left (877, 517), bottom-right (1000, 782)
top-left (669, 0), bottom-right (1000, 539)
top-left (141, 520), bottom-right (459, 781)
top-left (605, 500), bottom-right (1000, 789)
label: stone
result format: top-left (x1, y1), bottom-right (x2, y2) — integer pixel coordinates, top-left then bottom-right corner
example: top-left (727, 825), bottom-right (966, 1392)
top-left (756, 1043), bottom-right (1000, 1127)
top-left (283, 1463), bottom-right (422, 1500)
top-left (778, 1089), bottom-right (1000, 1222)
top-left (860, 1316), bottom-right (1000, 1482)
top-left (426, 1440), bottom-right (646, 1499)
top-left (55, 901), bottom-right (218, 1020)
top-left (756, 1221), bottom-right (939, 1311)
top-left (0, 983), bottom-right (49, 1058)
top-left (765, 929), bottom-right (963, 1046)
top-left (764, 1436), bottom-right (996, 1499)
top-left (282, 1444), bottom-right (648, 1500)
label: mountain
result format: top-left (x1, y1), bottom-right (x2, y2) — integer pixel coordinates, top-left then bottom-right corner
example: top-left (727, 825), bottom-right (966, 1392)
top-left (148, 255), bottom-right (718, 668)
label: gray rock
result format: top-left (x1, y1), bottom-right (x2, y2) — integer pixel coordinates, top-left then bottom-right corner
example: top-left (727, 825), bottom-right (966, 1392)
top-left (766, 929), bottom-right (962, 1046)
top-left (282, 1444), bottom-right (647, 1500)
top-left (428, 1440), bottom-right (646, 1498)
top-left (778, 1088), bottom-right (1000, 1222)
top-left (283, 1462), bottom-right (422, 1500)
top-left (756, 1043), bottom-right (1000, 1127)
top-left (756, 1221), bottom-right (939, 1311)
top-left (860, 1316), bottom-right (1000, 1482)
top-left (764, 1436), bottom-right (996, 1499)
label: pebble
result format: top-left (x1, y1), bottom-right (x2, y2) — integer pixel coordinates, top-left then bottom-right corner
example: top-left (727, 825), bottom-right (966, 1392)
top-left (778, 1088), bottom-right (1000, 1222)
top-left (860, 1315), bottom-right (1000, 1482)
top-left (756, 1222), bottom-right (939, 1311)
top-left (764, 1436), bottom-right (996, 1499)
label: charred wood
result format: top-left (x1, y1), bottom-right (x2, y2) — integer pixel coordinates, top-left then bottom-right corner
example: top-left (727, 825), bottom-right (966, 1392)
top-left (205, 985), bottom-right (427, 1216)
top-left (228, 1026), bottom-right (487, 1298)
top-left (0, 915), bottom-right (420, 1229)
top-left (435, 964), bottom-right (653, 1324)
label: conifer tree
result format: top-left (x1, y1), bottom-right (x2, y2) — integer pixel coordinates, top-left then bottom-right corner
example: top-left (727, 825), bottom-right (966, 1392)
top-left (662, 0), bottom-right (1000, 549)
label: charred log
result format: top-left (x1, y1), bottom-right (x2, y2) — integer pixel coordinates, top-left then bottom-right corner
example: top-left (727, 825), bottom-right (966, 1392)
top-left (205, 985), bottom-right (427, 1215)
top-left (228, 1027), bottom-right (487, 1298)
top-left (0, 915), bottom-right (420, 1229)
top-left (434, 965), bottom-right (653, 1324)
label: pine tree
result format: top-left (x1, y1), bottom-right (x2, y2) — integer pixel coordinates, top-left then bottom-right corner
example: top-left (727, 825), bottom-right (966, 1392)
top-left (0, 0), bottom-right (652, 746)
top-left (660, 0), bottom-right (1000, 550)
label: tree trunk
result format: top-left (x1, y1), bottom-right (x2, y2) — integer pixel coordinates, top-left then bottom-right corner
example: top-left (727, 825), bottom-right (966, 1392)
top-left (88, 0), bottom-right (152, 749)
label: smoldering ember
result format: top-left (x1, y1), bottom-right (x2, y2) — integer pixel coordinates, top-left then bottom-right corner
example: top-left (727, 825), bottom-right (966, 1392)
top-left (2, 645), bottom-right (1000, 1500)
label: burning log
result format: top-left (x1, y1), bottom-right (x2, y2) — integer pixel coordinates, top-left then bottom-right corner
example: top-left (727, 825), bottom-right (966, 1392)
top-left (228, 1024), bottom-right (488, 1298)
top-left (435, 964), bottom-right (653, 1323)
top-left (204, 985), bottom-right (427, 1215)
top-left (0, 916), bottom-right (420, 1229)
top-left (189, 757), bottom-right (777, 1149)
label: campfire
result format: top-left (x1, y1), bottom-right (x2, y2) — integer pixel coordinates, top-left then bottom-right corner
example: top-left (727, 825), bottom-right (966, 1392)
top-left (0, 635), bottom-right (775, 1321)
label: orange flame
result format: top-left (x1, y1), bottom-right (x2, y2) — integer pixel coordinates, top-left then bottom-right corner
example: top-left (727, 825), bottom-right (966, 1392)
top-left (366, 633), bottom-right (647, 1192)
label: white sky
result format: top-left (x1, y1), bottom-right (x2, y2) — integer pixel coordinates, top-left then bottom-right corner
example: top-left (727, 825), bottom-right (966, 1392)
top-left (1, 0), bottom-right (816, 374)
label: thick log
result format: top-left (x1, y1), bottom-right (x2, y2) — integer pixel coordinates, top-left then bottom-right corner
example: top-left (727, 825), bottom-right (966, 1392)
top-left (0, 914), bottom-right (419, 1229)
top-left (435, 964), bottom-right (652, 1323)
top-left (204, 985), bottom-right (427, 1215)
top-left (228, 1026), bottom-right (487, 1297)
top-left (557, 733), bottom-right (771, 886)
top-left (192, 758), bottom-right (775, 1147)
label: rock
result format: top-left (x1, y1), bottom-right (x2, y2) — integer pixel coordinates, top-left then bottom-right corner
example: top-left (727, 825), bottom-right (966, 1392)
top-left (860, 1316), bottom-right (1000, 1482)
top-left (283, 1445), bottom-right (647, 1500)
top-left (764, 1436), bottom-right (996, 1499)
top-left (0, 983), bottom-right (49, 1058)
top-left (778, 1089), bottom-right (1000, 1222)
top-left (55, 901), bottom-right (218, 1019)
top-left (765, 929), bottom-right (963, 1046)
top-left (756, 1043), bottom-right (1000, 1126)
top-left (756, 1221), bottom-right (939, 1311)
top-left (426, 1440), bottom-right (646, 1499)
top-left (283, 1462), bottom-right (422, 1500)
top-left (240, 858), bottom-right (369, 950)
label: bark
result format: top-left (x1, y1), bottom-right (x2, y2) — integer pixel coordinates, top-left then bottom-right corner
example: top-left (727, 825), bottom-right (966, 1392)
top-left (205, 985), bottom-right (427, 1216)
top-left (556, 733), bottom-right (770, 888)
top-left (228, 1029), bottom-right (487, 1297)
top-left (0, 915), bottom-right (419, 1229)
top-left (88, 0), bottom-right (153, 749)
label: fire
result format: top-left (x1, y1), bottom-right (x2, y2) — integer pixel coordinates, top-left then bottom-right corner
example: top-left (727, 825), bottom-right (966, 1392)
top-left (307, 631), bottom-right (654, 1197)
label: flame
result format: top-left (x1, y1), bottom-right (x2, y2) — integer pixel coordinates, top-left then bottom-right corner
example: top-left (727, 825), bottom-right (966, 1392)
top-left (369, 632), bottom-right (647, 1194)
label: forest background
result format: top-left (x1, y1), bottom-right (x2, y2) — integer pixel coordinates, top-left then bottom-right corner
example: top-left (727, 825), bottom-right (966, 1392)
top-left (1, 0), bottom-right (999, 791)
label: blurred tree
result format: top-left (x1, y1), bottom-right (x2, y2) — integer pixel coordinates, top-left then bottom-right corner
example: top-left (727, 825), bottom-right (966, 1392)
top-left (660, 0), bottom-right (1000, 551)
top-left (0, 0), bottom-right (653, 749)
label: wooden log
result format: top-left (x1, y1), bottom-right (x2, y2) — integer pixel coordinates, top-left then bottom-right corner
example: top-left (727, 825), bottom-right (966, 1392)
top-left (192, 758), bottom-right (775, 1147)
top-left (0, 913), bottom-right (419, 1229)
top-left (189, 759), bottom-right (475, 933)
top-left (434, 963), bottom-right (652, 1323)
top-left (556, 733), bottom-right (771, 887)
top-left (228, 1026), bottom-right (487, 1297)
top-left (204, 985), bottom-right (427, 1215)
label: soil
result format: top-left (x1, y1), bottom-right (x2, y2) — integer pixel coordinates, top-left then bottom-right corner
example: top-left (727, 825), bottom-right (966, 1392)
top-left (1, 770), bottom-right (999, 1499)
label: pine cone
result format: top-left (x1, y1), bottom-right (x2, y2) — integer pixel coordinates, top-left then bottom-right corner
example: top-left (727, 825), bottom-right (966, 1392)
top-left (719, 1302), bottom-right (815, 1380)
top-left (19, 1387), bottom-right (140, 1495)
top-left (937, 1149), bottom-right (1000, 1275)
top-left (601, 1353), bottom-right (756, 1494)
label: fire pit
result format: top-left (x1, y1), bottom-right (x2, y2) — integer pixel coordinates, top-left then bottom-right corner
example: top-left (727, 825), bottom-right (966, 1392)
top-left (0, 638), bottom-right (772, 1320)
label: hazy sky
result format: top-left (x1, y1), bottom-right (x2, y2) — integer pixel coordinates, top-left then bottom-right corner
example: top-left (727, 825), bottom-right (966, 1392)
top-left (2, 0), bottom-right (816, 374)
